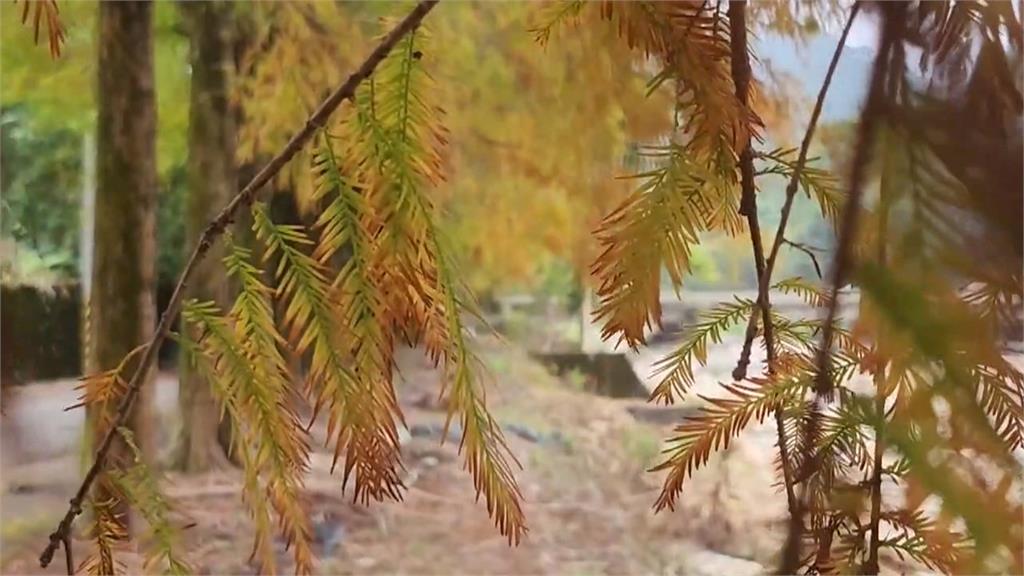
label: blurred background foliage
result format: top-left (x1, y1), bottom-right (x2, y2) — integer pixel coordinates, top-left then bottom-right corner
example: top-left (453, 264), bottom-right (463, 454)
top-left (0, 0), bottom-right (867, 300)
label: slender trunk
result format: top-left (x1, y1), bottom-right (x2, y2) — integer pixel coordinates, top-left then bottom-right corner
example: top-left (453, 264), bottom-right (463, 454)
top-left (175, 0), bottom-right (237, 473)
top-left (89, 0), bottom-right (157, 529)
top-left (217, 13), bottom-right (262, 463)
top-left (727, 0), bottom-right (797, 516)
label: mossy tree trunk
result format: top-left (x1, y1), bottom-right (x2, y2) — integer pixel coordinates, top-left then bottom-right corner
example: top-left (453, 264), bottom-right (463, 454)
top-left (175, 0), bottom-right (237, 473)
top-left (88, 0), bottom-right (158, 529)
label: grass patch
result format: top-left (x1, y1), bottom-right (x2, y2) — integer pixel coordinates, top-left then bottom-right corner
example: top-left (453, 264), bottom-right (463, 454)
top-left (620, 425), bottom-right (663, 468)
top-left (1, 514), bottom-right (53, 565)
top-left (563, 367), bottom-right (588, 392)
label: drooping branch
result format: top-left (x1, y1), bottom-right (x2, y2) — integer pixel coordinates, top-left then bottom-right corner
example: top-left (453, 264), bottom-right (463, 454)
top-left (732, 2), bottom-right (860, 382)
top-left (812, 1), bottom-right (899, 399)
top-left (865, 116), bottom-right (893, 576)
top-left (38, 1), bottom-right (440, 569)
top-left (780, 4), bottom-right (903, 573)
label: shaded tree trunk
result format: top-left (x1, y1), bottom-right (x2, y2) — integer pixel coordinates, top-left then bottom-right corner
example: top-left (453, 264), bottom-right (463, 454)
top-left (88, 0), bottom-right (157, 528)
top-left (215, 10), bottom-right (262, 461)
top-left (175, 0), bottom-right (237, 473)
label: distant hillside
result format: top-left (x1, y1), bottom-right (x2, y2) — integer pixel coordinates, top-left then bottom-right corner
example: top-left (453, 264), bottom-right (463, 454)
top-left (755, 33), bottom-right (875, 122)
top-left (677, 33), bottom-right (878, 290)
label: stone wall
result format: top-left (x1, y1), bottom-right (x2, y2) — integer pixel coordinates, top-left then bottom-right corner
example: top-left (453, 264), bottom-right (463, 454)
top-left (1, 281), bottom-right (178, 385)
top-left (1, 284), bottom-right (81, 385)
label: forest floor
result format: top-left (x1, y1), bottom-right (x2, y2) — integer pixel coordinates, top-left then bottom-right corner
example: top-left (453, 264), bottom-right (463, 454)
top-left (5, 330), bottom-right (993, 574)
top-left (0, 336), bottom-right (791, 575)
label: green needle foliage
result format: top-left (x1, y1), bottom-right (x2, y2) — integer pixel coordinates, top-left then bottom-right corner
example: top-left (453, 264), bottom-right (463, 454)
top-left (200, 19), bottom-right (530, 564)
top-left (182, 295), bottom-right (313, 575)
top-left (650, 297), bottom-right (755, 404)
top-left (755, 147), bottom-right (842, 224)
top-left (110, 429), bottom-right (192, 576)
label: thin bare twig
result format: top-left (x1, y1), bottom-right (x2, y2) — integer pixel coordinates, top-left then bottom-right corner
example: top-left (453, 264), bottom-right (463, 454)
top-left (726, 1), bottom-right (859, 535)
top-left (38, 1), bottom-right (440, 569)
top-left (728, 1), bottom-right (774, 369)
top-left (733, 2), bottom-right (861, 382)
top-left (61, 533), bottom-right (72, 576)
top-left (780, 4), bottom-right (903, 573)
top-left (783, 238), bottom-right (825, 279)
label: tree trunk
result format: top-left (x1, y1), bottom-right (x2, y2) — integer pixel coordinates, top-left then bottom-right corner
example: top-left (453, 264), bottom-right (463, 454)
top-left (175, 0), bottom-right (237, 473)
top-left (217, 13), bottom-right (261, 461)
top-left (89, 0), bottom-right (158, 529)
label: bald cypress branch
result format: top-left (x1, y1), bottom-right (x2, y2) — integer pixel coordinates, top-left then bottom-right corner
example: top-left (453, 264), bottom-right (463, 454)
top-left (38, 2), bottom-right (440, 569)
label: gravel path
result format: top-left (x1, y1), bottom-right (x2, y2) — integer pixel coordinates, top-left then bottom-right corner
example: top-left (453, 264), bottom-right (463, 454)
top-left (1, 372), bottom-right (179, 467)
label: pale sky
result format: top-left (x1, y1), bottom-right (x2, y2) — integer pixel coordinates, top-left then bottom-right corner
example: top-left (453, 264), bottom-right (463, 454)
top-left (844, 10), bottom-right (879, 50)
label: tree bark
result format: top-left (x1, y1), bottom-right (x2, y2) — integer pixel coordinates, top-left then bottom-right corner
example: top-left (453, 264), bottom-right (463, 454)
top-left (175, 0), bottom-right (237, 473)
top-left (89, 0), bottom-right (157, 528)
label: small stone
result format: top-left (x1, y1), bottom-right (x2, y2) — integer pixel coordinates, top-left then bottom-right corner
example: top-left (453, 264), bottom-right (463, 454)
top-left (505, 423), bottom-right (541, 443)
top-left (408, 423), bottom-right (435, 438)
top-left (8, 483), bottom-right (35, 494)
top-left (397, 426), bottom-right (412, 446)
top-left (679, 544), bottom-right (764, 576)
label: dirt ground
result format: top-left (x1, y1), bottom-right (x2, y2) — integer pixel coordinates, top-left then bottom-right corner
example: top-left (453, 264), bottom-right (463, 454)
top-left (1, 337), bottom-right (794, 575)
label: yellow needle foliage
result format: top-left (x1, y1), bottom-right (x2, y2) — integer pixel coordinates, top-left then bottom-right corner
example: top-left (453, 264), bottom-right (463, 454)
top-left (79, 498), bottom-right (127, 576)
top-left (237, 2), bottom-right (674, 295)
top-left (12, 0), bottom-right (64, 58)
top-left (537, 0), bottom-right (759, 348)
top-left (185, 17), bottom-right (527, 567)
